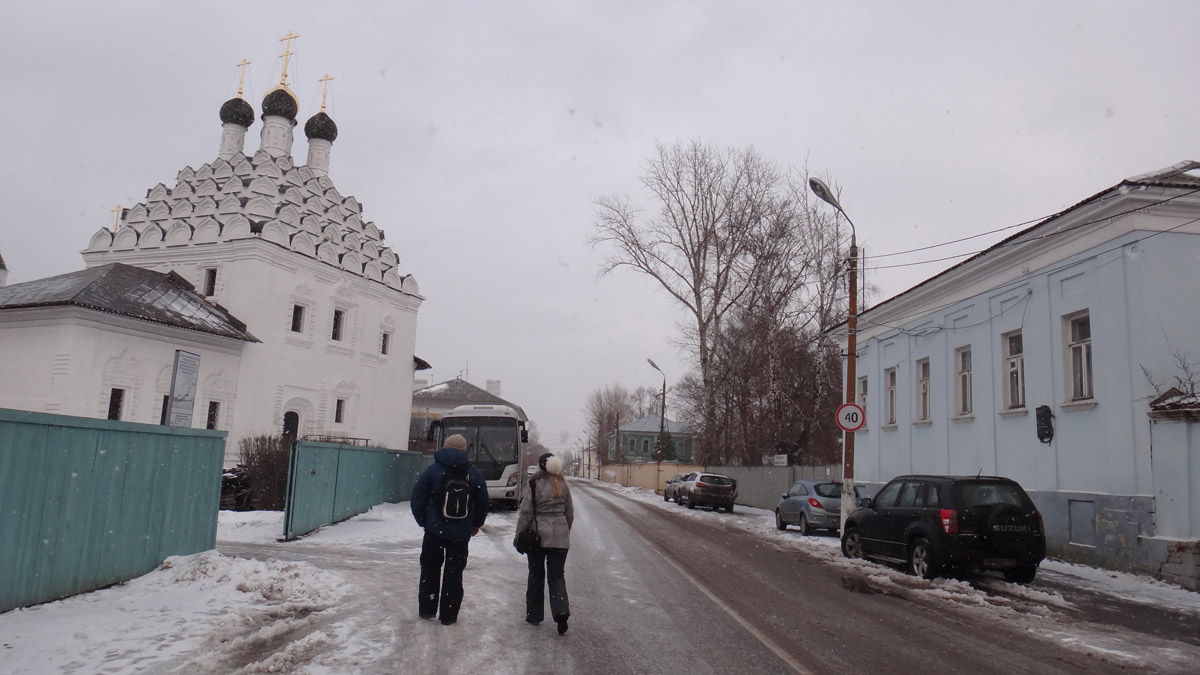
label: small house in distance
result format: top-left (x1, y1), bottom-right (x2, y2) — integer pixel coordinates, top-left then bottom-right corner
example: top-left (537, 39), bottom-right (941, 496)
top-left (608, 414), bottom-right (694, 463)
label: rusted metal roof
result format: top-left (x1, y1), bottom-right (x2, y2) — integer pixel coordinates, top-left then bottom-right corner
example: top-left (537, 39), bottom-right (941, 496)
top-left (0, 263), bottom-right (258, 342)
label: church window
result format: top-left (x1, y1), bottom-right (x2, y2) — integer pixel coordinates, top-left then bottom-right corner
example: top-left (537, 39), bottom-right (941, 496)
top-left (332, 309), bottom-right (345, 341)
top-left (335, 398), bottom-right (347, 424)
top-left (160, 395), bottom-right (169, 425)
top-left (206, 401), bottom-right (221, 430)
top-left (380, 331), bottom-right (391, 356)
top-left (107, 388), bottom-right (125, 421)
top-left (203, 268), bottom-right (217, 296)
top-left (290, 304), bottom-right (306, 333)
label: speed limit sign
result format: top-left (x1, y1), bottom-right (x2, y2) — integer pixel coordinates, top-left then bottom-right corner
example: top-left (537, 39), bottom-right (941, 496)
top-left (836, 403), bottom-right (866, 432)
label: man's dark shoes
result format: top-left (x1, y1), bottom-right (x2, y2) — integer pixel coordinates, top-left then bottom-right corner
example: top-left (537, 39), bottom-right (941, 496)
top-left (526, 616), bottom-right (541, 625)
top-left (440, 617), bottom-right (456, 626)
top-left (555, 613), bottom-right (569, 635)
top-left (419, 613), bottom-right (436, 620)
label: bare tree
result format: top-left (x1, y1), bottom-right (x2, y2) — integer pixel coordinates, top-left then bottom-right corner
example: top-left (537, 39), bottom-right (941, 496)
top-left (592, 140), bottom-right (787, 453)
top-left (583, 384), bottom-right (637, 464)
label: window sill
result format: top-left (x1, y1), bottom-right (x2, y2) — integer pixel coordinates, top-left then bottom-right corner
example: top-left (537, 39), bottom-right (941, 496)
top-left (913, 420), bottom-right (932, 427)
top-left (326, 344), bottom-right (356, 357)
top-left (881, 424), bottom-right (899, 431)
top-left (951, 413), bottom-right (975, 423)
top-left (998, 408), bottom-right (1028, 417)
top-left (282, 335), bottom-right (313, 348)
top-left (1060, 400), bottom-right (1098, 412)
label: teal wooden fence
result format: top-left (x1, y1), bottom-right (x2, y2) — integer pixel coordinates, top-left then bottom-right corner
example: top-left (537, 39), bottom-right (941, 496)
top-left (0, 408), bottom-right (225, 613)
top-left (283, 440), bottom-right (430, 540)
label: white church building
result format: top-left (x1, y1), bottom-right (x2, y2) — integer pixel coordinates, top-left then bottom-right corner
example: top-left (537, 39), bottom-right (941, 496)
top-left (0, 58), bottom-right (423, 466)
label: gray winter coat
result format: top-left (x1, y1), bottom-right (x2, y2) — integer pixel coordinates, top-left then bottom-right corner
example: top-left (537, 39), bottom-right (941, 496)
top-left (514, 472), bottom-right (573, 550)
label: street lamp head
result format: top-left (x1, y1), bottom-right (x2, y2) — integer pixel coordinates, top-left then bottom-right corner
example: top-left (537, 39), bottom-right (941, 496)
top-left (647, 358), bottom-right (663, 375)
top-left (808, 177), bottom-right (842, 212)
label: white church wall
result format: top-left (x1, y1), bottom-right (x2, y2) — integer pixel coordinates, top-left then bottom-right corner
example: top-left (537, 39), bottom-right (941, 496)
top-left (0, 309), bottom-right (244, 431)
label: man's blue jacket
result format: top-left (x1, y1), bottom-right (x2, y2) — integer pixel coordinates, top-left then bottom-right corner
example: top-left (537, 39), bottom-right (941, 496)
top-left (410, 446), bottom-right (490, 542)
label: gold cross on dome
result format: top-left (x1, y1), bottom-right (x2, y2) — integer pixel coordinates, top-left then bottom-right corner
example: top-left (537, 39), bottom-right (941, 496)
top-left (278, 31), bottom-right (300, 86)
top-left (110, 204), bottom-right (122, 232)
top-left (317, 73), bottom-right (334, 113)
top-left (235, 58), bottom-right (251, 98)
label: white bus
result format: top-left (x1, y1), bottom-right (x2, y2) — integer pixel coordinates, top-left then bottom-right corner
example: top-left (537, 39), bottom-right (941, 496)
top-left (427, 405), bottom-right (529, 508)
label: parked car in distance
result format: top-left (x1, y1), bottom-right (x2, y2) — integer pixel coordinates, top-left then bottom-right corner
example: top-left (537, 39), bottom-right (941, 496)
top-left (775, 479), bottom-right (851, 535)
top-left (678, 472), bottom-right (738, 512)
top-left (841, 475), bottom-right (1046, 583)
top-left (663, 473), bottom-right (687, 502)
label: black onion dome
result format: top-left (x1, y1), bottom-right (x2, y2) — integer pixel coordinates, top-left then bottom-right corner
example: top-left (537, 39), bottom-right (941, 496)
top-left (304, 111), bottom-right (338, 142)
top-left (219, 97), bottom-right (255, 127)
top-left (261, 87), bottom-right (299, 121)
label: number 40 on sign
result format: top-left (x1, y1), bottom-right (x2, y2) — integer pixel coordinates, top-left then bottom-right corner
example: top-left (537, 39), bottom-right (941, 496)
top-left (836, 403), bottom-right (866, 432)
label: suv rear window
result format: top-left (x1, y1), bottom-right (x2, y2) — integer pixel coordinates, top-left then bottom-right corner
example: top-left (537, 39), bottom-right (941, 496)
top-left (957, 482), bottom-right (1031, 509)
top-left (699, 475), bottom-right (732, 486)
top-left (813, 483), bottom-right (843, 498)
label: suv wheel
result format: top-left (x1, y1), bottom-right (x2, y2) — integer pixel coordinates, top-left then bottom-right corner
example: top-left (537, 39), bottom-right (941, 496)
top-left (841, 529), bottom-right (864, 558)
top-left (664, 492), bottom-right (671, 502)
top-left (798, 513), bottom-right (812, 536)
top-left (775, 511), bottom-right (787, 530)
top-left (687, 497), bottom-right (696, 509)
top-left (908, 538), bottom-right (939, 580)
top-left (1003, 566), bottom-right (1037, 584)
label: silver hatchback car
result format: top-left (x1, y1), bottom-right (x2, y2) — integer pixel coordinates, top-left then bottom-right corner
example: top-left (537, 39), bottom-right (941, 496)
top-left (775, 479), bottom-right (850, 535)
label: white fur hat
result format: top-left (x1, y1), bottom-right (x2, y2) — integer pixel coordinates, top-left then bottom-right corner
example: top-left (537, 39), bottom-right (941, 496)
top-left (542, 454), bottom-right (563, 475)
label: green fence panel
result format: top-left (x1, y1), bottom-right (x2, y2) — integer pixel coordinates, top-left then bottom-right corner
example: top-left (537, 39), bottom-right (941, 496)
top-left (0, 408), bottom-right (225, 613)
top-left (283, 441), bottom-right (430, 540)
top-left (283, 442), bottom-right (342, 541)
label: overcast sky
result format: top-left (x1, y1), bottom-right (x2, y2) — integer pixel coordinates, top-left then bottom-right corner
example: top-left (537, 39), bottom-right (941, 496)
top-left (3, 1), bottom-right (1197, 453)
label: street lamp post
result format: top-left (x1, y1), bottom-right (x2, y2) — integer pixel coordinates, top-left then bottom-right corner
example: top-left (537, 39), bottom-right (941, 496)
top-left (647, 359), bottom-right (669, 461)
top-left (809, 177), bottom-right (858, 534)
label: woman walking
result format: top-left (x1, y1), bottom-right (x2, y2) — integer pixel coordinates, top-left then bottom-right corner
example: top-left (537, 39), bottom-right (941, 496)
top-left (515, 452), bottom-right (574, 634)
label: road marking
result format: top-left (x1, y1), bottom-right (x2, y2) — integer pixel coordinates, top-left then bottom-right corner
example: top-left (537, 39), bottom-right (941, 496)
top-left (587, 486), bottom-right (812, 675)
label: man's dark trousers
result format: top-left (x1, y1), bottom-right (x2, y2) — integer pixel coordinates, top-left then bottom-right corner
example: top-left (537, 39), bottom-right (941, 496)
top-left (418, 532), bottom-right (470, 623)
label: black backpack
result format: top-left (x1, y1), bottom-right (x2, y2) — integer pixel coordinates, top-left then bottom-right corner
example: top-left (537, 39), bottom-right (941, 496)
top-left (441, 464), bottom-right (472, 520)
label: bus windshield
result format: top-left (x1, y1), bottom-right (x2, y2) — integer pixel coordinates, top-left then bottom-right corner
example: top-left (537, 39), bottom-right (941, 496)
top-left (441, 417), bottom-right (519, 480)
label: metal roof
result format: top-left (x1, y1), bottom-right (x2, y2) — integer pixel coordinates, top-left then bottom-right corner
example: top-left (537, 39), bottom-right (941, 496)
top-left (0, 263), bottom-right (259, 342)
top-left (619, 413), bottom-right (691, 435)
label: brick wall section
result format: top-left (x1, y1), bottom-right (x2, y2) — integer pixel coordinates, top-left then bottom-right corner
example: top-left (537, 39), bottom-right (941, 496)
top-left (1159, 542), bottom-right (1200, 591)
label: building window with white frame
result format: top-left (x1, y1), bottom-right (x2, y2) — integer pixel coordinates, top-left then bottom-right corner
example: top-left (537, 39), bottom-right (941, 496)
top-left (954, 347), bottom-right (973, 416)
top-left (857, 376), bottom-right (868, 412)
top-left (1003, 330), bottom-right (1025, 409)
top-left (1066, 312), bottom-right (1093, 401)
top-left (203, 268), bottom-right (217, 297)
top-left (290, 304), bottom-right (306, 333)
top-left (334, 398), bottom-right (347, 424)
top-left (107, 388), bottom-right (125, 421)
top-left (331, 309), bottom-right (346, 341)
top-left (884, 367), bottom-right (897, 426)
top-left (916, 358), bottom-right (931, 421)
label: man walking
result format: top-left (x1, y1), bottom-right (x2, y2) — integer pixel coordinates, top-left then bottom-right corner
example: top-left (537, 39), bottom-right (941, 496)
top-left (410, 433), bottom-right (490, 625)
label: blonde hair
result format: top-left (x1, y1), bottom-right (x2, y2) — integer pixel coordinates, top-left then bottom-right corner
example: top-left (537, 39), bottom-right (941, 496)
top-left (548, 474), bottom-right (562, 498)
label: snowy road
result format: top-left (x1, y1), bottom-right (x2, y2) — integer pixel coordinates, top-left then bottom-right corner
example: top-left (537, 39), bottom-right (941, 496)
top-left (4, 479), bottom-right (1199, 674)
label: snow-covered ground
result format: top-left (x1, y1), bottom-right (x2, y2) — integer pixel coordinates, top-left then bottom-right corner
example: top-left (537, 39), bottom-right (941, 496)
top-left (2, 480), bottom-right (1198, 673)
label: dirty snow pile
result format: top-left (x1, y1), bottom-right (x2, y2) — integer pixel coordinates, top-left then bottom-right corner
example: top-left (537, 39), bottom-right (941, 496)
top-left (0, 535), bottom-right (343, 674)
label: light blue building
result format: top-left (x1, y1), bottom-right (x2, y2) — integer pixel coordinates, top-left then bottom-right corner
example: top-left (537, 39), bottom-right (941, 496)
top-left (834, 161), bottom-right (1200, 588)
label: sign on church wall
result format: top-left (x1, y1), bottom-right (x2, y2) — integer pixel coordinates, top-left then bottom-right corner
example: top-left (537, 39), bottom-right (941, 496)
top-left (167, 350), bottom-right (200, 427)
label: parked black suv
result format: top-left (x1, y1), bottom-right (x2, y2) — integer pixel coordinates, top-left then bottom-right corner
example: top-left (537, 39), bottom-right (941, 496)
top-left (841, 475), bottom-right (1046, 583)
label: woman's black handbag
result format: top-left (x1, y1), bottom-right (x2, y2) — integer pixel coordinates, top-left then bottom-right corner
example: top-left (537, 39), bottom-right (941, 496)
top-left (514, 479), bottom-right (541, 554)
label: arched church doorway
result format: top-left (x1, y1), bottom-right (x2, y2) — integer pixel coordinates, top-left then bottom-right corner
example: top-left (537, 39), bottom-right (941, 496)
top-left (283, 411), bottom-right (299, 439)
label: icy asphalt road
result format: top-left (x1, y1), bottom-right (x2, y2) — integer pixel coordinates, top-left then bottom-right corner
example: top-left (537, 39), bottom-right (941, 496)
top-left (210, 480), bottom-right (1200, 675)
top-left (7, 478), bottom-right (1198, 674)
